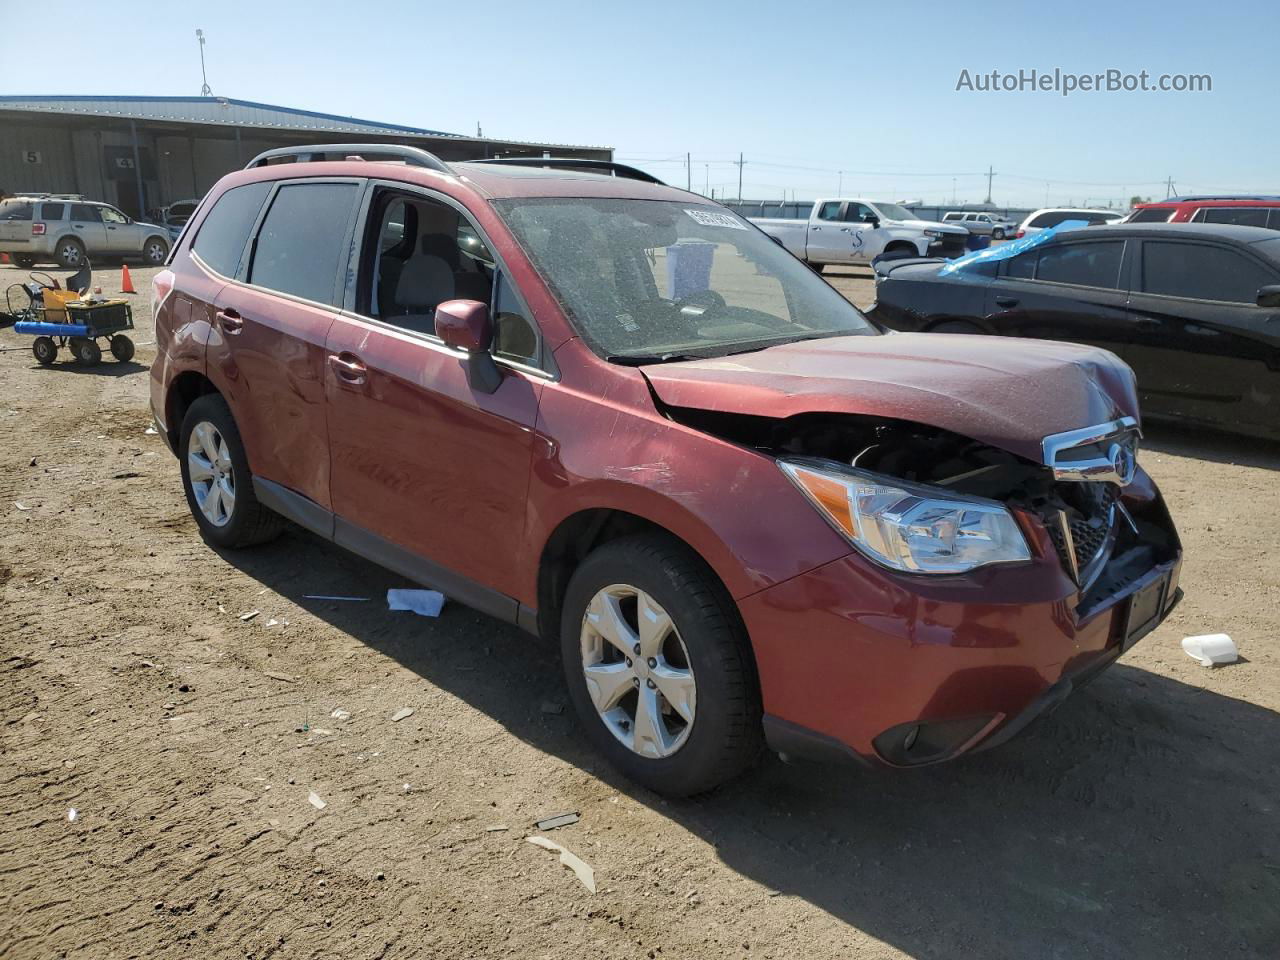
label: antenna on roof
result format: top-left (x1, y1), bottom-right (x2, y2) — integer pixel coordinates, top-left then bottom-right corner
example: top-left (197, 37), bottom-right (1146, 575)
top-left (196, 29), bottom-right (212, 97)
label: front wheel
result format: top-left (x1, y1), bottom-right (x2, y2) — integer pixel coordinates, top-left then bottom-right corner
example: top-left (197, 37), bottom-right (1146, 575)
top-left (179, 394), bottom-right (283, 548)
top-left (32, 336), bottom-right (57, 365)
top-left (560, 535), bottom-right (761, 796)
top-left (142, 237), bottom-right (169, 265)
top-left (806, 261), bottom-right (824, 274)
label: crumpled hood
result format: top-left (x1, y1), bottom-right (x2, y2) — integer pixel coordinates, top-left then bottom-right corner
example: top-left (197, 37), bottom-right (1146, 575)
top-left (642, 333), bottom-right (1139, 462)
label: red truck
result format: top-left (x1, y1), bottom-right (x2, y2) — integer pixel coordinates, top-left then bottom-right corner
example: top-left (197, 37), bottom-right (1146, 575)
top-left (150, 145), bottom-right (1182, 795)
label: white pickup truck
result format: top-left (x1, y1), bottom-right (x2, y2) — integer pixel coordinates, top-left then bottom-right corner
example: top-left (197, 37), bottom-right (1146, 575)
top-left (751, 199), bottom-right (969, 271)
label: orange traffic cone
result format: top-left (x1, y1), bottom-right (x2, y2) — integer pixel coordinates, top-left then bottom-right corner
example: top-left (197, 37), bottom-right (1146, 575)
top-left (0, 252), bottom-right (9, 264)
top-left (121, 263), bottom-right (136, 294)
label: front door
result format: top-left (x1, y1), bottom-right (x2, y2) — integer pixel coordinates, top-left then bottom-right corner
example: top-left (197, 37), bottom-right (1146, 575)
top-left (99, 205), bottom-right (136, 254)
top-left (805, 201), bottom-right (859, 264)
top-left (325, 186), bottom-right (543, 607)
top-left (843, 202), bottom-right (887, 261)
top-left (204, 179), bottom-right (361, 510)
top-left (1126, 238), bottom-right (1280, 433)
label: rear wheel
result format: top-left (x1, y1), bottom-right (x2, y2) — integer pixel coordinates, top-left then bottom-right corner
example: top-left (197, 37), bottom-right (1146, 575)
top-left (71, 337), bottom-right (101, 365)
top-left (109, 335), bottom-right (135, 362)
top-left (179, 394), bottom-right (283, 548)
top-left (32, 337), bottom-right (57, 365)
top-left (13, 254), bottom-right (36, 269)
top-left (807, 261), bottom-right (824, 274)
top-left (55, 238), bottom-right (85, 269)
top-left (560, 534), bottom-right (761, 796)
top-left (992, 227), bottom-right (1006, 240)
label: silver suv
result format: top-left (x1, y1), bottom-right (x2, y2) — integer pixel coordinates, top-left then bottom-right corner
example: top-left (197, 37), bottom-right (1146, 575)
top-left (942, 211), bottom-right (1015, 239)
top-left (0, 195), bottom-right (170, 269)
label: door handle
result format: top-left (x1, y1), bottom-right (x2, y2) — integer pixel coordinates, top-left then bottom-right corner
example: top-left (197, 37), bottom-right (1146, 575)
top-left (1135, 316), bottom-right (1162, 330)
top-left (995, 296), bottom-right (1019, 308)
top-left (74, 224), bottom-right (84, 230)
top-left (812, 226), bottom-right (821, 232)
top-left (328, 352), bottom-right (367, 386)
top-left (107, 225), bottom-right (117, 230)
top-left (839, 227), bottom-right (851, 233)
top-left (215, 308), bottom-right (244, 334)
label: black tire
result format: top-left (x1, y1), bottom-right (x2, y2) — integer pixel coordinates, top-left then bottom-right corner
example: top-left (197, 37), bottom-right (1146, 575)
top-left (142, 236), bottom-right (169, 265)
top-left (32, 336), bottom-right (57, 365)
top-left (109, 335), bottom-right (135, 362)
top-left (13, 254), bottom-right (37, 269)
top-left (179, 393), bottom-right (283, 549)
top-left (71, 337), bottom-right (101, 365)
top-left (560, 534), bottom-right (762, 796)
top-left (807, 261), bottom-right (824, 274)
top-left (992, 228), bottom-right (1006, 240)
top-left (930, 320), bottom-right (984, 334)
top-left (55, 237), bottom-right (86, 269)
top-left (885, 243), bottom-right (918, 259)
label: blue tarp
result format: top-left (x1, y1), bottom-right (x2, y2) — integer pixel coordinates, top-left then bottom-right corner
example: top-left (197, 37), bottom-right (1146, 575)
top-left (938, 219), bottom-right (1090, 275)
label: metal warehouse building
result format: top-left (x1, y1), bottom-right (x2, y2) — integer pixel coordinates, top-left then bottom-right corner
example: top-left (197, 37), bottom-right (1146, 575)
top-left (0, 95), bottom-right (611, 219)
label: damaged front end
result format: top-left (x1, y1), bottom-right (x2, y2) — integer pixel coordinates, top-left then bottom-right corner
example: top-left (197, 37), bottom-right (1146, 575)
top-left (667, 404), bottom-right (1180, 624)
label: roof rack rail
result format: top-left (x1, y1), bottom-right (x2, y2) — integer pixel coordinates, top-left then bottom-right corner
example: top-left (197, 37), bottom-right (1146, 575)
top-left (469, 157), bottom-right (665, 185)
top-left (244, 143), bottom-right (453, 174)
top-left (10, 192), bottom-right (86, 201)
top-left (1164, 194), bottom-right (1280, 203)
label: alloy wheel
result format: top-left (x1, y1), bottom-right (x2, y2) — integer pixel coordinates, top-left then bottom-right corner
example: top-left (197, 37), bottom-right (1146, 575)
top-left (146, 241), bottom-right (166, 263)
top-left (579, 584), bottom-right (696, 759)
top-left (187, 421), bottom-right (236, 527)
top-left (59, 243), bottom-right (81, 266)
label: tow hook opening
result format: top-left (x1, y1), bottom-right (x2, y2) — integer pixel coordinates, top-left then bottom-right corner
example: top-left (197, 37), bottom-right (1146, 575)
top-left (873, 715), bottom-right (997, 766)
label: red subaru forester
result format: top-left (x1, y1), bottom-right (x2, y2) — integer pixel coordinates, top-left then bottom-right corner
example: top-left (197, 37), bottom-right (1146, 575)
top-left (150, 145), bottom-right (1182, 795)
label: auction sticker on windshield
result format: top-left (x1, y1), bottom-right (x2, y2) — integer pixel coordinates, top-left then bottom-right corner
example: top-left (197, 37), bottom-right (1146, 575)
top-left (685, 209), bottom-right (748, 230)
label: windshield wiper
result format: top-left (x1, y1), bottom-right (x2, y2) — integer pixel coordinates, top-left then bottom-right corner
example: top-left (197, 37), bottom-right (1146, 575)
top-left (606, 352), bottom-right (708, 366)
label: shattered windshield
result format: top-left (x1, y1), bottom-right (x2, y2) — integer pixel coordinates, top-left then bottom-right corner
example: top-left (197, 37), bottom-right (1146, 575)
top-left (493, 197), bottom-right (875, 361)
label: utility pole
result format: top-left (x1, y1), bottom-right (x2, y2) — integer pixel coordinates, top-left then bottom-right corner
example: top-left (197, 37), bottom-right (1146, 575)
top-left (952, 178), bottom-right (957, 205)
top-left (686, 152), bottom-right (691, 191)
top-left (984, 165), bottom-right (995, 205)
top-left (704, 163), bottom-right (709, 195)
top-left (838, 170), bottom-right (843, 195)
top-left (1165, 176), bottom-right (1176, 198)
top-left (196, 29), bottom-right (212, 97)
top-left (734, 152), bottom-right (745, 203)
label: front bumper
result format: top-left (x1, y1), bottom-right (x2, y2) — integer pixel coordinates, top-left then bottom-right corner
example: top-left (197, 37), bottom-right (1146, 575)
top-left (927, 235), bottom-right (970, 258)
top-left (743, 474), bottom-right (1181, 767)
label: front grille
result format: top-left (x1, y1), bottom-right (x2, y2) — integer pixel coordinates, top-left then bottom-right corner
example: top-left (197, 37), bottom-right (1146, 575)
top-left (1045, 484), bottom-right (1119, 585)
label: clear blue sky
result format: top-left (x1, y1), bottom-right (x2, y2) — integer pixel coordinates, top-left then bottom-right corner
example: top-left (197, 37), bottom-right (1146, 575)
top-left (5, 0), bottom-right (1275, 207)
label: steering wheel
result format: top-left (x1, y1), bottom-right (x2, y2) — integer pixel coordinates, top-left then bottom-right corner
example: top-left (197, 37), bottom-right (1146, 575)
top-left (675, 289), bottom-right (726, 312)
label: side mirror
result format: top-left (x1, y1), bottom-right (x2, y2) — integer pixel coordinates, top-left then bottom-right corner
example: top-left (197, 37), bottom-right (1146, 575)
top-left (1257, 285), bottom-right (1280, 308)
top-left (863, 215), bottom-right (880, 228)
top-left (435, 299), bottom-right (502, 393)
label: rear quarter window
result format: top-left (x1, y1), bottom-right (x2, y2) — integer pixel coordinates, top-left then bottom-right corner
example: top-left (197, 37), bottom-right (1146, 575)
top-left (248, 182), bottom-right (358, 305)
top-left (1, 201), bottom-right (33, 220)
top-left (191, 182), bottom-right (271, 277)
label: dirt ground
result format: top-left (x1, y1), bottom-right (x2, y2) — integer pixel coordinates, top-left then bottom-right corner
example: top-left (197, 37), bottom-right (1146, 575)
top-left (2, 261), bottom-right (1278, 960)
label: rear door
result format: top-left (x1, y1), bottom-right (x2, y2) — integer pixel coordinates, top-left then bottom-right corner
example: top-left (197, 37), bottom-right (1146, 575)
top-left (205, 178), bottom-right (361, 511)
top-left (982, 237), bottom-right (1133, 357)
top-left (1126, 238), bottom-right (1280, 432)
top-left (805, 201), bottom-right (857, 264)
top-left (68, 204), bottom-right (108, 255)
top-left (323, 182), bottom-right (544, 610)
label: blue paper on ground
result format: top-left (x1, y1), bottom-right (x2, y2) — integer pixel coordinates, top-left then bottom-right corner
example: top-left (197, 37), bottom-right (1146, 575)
top-left (938, 219), bottom-right (1091, 275)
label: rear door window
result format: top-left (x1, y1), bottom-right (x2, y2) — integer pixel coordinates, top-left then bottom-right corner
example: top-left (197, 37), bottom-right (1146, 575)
top-left (249, 182), bottom-right (358, 305)
top-left (1141, 241), bottom-right (1277, 303)
top-left (1198, 207), bottom-right (1271, 228)
top-left (39, 203), bottom-right (66, 221)
top-left (817, 201), bottom-right (842, 222)
top-left (1128, 207), bottom-right (1174, 223)
top-left (1034, 241), bottom-right (1125, 287)
top-left (192, 181), bottom-right (271, 277)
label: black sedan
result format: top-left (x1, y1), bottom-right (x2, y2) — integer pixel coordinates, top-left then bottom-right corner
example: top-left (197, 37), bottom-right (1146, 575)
top-left (868, 223), bottom-right (1280, 440)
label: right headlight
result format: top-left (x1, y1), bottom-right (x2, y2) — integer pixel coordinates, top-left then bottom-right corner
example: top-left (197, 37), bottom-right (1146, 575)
top-left (779, 458), bottom-right (1031, 574)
